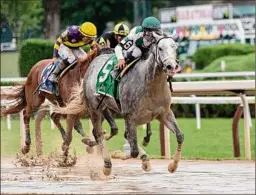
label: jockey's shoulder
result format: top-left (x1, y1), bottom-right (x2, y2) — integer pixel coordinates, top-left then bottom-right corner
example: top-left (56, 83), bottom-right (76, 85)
top-left (130, 26), bottom-right (143, 34)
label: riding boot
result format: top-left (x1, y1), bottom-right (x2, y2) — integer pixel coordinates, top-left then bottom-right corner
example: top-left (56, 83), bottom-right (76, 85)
top-left (48, 59), bottom-right (66, 83)
top-left (167, 76), bottom-right (173, 92)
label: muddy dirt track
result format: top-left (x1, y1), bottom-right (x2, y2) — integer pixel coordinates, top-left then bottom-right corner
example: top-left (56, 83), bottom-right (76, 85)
top-left (1, 156), bottom-right (255, 194)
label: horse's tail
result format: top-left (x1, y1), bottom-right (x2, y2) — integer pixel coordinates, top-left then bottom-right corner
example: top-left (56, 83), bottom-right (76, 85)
top-left (1, 85), bottom-right (27, 116)
top-left (53, 80), bottom-right (86, 115)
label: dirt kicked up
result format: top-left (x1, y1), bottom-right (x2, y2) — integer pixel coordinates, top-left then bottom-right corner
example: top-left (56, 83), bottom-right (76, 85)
top-left (1, 153), bottom-right (255, 194)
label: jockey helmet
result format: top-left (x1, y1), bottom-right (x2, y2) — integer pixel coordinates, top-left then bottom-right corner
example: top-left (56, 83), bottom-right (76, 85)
top-left (142, 16), bottom-right (161, 31)
top-left (114, 22), bottom-right (130, 36)
top-left (68, 26), bottom-right (82, 40)
top-left (79, 22), bottom-right (97, 38)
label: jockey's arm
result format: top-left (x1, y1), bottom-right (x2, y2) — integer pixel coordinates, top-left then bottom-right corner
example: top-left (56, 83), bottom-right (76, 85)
top-left (114, 27), bottom-right (138, 69)
top-left (53, 29), bottom-right (69, 58)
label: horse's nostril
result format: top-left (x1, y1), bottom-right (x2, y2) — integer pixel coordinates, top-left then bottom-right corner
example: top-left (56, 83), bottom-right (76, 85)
top-left (166, 65), bottom-right (172, 70)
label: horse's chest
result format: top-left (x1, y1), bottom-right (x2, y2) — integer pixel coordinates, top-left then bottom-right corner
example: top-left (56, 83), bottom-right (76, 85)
top-left (134, 95), bottom-right (171, 121)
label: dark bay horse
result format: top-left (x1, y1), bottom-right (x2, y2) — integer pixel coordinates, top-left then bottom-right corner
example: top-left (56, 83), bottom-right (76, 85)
top-left (1, 47), bottom-right (101, 158)
top-left (54, 32), bottom-right (184, 175)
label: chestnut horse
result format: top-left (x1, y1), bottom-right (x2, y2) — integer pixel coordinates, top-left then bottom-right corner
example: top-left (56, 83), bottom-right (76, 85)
top-left (1, 47), bottom-right (100, 158)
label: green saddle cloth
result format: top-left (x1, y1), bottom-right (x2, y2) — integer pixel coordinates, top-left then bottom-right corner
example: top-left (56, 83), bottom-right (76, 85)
top-left (96, 55), bottom-right (120, 100)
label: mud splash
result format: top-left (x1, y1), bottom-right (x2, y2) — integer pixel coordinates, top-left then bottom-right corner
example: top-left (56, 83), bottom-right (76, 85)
top-left (13, 151), bottom-right (77, 168)
top-left (1, 157), bottom-right (255, 194)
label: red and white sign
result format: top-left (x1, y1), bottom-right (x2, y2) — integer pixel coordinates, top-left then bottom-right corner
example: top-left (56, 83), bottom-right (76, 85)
top-left (176, 5), bottom-right (213, 22)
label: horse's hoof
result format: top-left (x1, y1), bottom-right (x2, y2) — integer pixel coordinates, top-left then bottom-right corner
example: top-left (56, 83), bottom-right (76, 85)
top-left (130, 150), bottom-right (139, 158)
top-left (82, 137), bottom-right (91, 145)
top-left (103, 166), bottom-right (111, 176)
top-left (168, 162), bottom-right (178, 173)
top-left (104, 134), bottom-right (111, 141)
top-left (86, 146), bottom-right (94, 154)
top-left (111, 150), bottom-right (122, 159)
top-left (21, 146), bottom-right (30, 154)
top-left (142, 160), bottom-right (152, 172)
top-left (142, 140), bottom-right (148, 147)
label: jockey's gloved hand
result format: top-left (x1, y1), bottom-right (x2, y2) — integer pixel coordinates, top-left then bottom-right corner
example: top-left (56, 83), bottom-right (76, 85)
top-left (117, 59), bottom-right (126, 69)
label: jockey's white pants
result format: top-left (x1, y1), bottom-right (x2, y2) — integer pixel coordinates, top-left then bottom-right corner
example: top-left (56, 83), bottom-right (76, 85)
top-left (58, 44), bottom-right (87, 64)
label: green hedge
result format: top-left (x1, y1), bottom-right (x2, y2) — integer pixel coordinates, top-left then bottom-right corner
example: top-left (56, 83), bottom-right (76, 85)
top-left (19, 39), bottom-right (55, 77)
top-left (171, 103), bottom-right (255, 118)
top-left (19, 39), bottom-right (91, 77)
top-left (202, 53), bottom-right (255, 72)
top-left (192, 43), bottom-right (255, 69)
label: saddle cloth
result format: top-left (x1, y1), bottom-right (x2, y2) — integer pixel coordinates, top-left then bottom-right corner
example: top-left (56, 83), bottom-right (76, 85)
top-left (38, 59), bottom-right (59, 95)
top-left (96, 55), bottom-right (139, 101)
top-left (38, 59), bottom-right (77, 95)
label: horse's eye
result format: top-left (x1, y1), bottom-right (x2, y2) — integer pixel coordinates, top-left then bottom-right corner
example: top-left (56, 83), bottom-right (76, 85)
top-left (159, 47), bottom-right (162, 51)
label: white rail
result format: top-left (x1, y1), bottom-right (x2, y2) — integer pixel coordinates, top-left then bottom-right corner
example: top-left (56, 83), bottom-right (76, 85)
top-left (174, 71), bottom-right (254, 79)
top-left (0, 71), bottom-right (254, 83)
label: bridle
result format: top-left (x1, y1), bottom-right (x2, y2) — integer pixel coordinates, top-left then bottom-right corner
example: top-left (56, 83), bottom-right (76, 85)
top-left (153, 36), bottom-right (179, 69)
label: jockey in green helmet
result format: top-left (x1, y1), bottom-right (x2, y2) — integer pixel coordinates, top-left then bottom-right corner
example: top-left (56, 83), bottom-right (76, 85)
top-left (114, 16), bottom-right (162, 70)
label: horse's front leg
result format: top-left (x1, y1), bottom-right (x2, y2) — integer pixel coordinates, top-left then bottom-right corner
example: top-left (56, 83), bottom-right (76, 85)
top-left (124, 117), bottom-right (139, 158)
top-left (160, 109), bottom-right (184, 173)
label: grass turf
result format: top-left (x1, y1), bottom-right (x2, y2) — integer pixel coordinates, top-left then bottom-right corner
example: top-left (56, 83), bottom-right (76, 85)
top-left (1, 118), bottom-right (255, 160)
top-left (0, 52), bottom-right (19, 78)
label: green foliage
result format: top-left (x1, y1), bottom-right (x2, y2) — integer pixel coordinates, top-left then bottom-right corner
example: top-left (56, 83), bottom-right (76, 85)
top-left (19, 39), bottom-right (54, 77)
top-left (172, 104), bottom-right (255, 118)
top-left (0, 0), bottom-right (44, 45)
top-left (61, 0), bottom-right (133, 34)
top-left (201, 53), bottom-right (255, 72)
top-left (192, 43), bottom-right (255, 69)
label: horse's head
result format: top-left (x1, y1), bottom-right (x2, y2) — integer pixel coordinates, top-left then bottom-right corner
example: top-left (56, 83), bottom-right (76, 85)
top-left (152, 32), bottom-right (179, 76)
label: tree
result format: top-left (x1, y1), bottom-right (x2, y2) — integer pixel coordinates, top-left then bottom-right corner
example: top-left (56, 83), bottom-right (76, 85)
top-left (43, 0), bottom-right (60, 39)
top-left (0, 0), bottom-right (44, 46)
top-left (61, 0), bottom-right (133, 35)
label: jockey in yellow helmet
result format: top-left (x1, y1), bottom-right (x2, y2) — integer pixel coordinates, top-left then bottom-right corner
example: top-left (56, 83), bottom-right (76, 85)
top-left (97, 22), bottom-right (129, 48)
top-left (48, 22), bottom-right (97, 83)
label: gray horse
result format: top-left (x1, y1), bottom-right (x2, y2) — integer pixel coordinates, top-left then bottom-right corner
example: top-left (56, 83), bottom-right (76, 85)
top-left (56, 32), bottom-right (184, 176)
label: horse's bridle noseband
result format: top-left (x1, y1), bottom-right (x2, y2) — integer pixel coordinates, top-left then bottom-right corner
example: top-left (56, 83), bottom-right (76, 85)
top-left (153, 36), bottom-right (178, 68)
